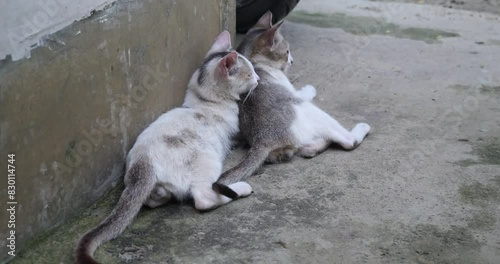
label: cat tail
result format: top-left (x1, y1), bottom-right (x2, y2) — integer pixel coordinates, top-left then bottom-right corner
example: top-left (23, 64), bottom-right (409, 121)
top-left (213, 146), bottom-right (270, 198)
top-left (75, 160), bottom-right (155, 264)
top-left (212, 182), bottom-right (239, 199)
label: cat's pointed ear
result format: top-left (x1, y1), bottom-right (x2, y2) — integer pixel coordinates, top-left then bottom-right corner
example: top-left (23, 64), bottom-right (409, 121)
top-left (207, 30), bottom-right (232, 55)
top-left (254, 11), bottom-right (273, 30)
top-left (218, 51), bottom-right (238, 77)
top-left (260, 20), bottom-right (284, 48)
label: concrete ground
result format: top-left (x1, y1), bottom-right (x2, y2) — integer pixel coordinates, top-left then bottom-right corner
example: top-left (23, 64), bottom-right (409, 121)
top-left (11, 0), bottom-right (500, 263)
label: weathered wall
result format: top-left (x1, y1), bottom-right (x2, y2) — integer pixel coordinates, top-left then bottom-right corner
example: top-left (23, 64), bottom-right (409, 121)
top-left (0, 0), bottom-right (235, 262)
top-left (1, 0), bottom-right (115, 61)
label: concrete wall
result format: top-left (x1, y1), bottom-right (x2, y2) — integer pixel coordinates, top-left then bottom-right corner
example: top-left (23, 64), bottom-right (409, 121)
top-left (1, 0), bottom-right (115, 61)
top-left (0, 0), bottom-right (235, 262)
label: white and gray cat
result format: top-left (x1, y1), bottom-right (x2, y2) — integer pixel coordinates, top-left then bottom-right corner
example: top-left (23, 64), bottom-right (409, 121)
top-left (75, 31), bottom-right (259, 264)
top-left (214, 12), bottom-right (371, 193)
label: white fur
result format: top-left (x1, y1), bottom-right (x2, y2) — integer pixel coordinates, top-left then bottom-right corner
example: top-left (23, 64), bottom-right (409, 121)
top-left (291, 102), bottom-right (370, 150)
top-left (252, 61), bottom-right (370, 153)
top-left (126, 33), bottom-right (259, 211)
top-left (291, 98), bottom-right (370, 150)
top-left (287, 50), bottom-right (294, 65)
top-left (128, 107), bottom-right (229, 194)
top-left (75, 31), bottom-right (260, 264)
top-left (260, 72), bottom-right (371, 151)
top-left (297, 84), bottom-right (316, 101)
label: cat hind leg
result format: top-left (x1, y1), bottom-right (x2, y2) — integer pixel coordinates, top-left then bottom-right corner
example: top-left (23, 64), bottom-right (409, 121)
top-left (326, 118), bottom-right (370, 150)
top-left (350, 123), bottom-right (371, 148)
top-left (327, 129), bottom-right (357, 150)
top-left (192, 182), bottom-right (252, 211)
top-left (298, 138), bottom-right (330, 158)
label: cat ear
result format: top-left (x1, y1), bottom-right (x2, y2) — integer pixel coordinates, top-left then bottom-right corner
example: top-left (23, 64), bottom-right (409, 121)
top-left (260, 20), bottom-right (284, 48)
top-left (254, 11), bottom-right (273, 30)
top-left (207, 30), bottom-right (232, 55)
top-left (218, 51), bottom-right (238, 77)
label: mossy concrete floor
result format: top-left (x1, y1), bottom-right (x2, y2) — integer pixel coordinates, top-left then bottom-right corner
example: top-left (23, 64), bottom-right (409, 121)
top-left (11, 0), bottom-right (500, 263)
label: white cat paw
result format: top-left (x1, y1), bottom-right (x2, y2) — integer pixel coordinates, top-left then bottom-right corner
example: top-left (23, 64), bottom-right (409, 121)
top-left (348, 123), bottom-right (371, 149)
top-left (340, 140), bottom-right (356, 150)
top-left (298, 85), bottom-right (317, 101)
top-left (354, 123), bottom-right (371, 134)
top-left (229, 182), bottom-right (253, 197)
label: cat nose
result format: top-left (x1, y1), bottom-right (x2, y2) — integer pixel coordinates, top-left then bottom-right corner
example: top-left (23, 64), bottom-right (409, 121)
top-left (255, 75), bottom-right (260, 81)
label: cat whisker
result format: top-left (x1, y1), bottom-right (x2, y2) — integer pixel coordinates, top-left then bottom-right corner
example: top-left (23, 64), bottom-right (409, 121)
top-left (242, 87), bottom-right (256, 104)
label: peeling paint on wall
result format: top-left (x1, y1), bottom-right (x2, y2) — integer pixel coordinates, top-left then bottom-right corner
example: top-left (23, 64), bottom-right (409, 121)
top-left (1, 0), bottom-right (116, 61)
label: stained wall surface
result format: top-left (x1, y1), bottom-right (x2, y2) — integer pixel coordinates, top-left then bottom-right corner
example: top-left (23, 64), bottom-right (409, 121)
top-left (0, 0), bottom-right (235, 262)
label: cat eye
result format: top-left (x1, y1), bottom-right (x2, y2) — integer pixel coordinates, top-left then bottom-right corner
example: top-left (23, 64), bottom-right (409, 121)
top-left (286, 50), bottom-right (289, 54)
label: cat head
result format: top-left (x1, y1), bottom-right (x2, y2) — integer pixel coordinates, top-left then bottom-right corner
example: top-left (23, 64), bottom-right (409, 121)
top-left (189, 31), bottom-right (259, 103)
top-left (237, 11), bottom-right (293, 72)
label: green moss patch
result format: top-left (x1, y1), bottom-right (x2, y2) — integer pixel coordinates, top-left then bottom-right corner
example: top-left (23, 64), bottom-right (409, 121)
top-left (287, 11), bottom-right (459, 44)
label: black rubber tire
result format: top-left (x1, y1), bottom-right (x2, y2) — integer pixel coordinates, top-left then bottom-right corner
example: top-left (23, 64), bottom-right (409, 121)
top-left (236, 0), bottom-right (300, 33)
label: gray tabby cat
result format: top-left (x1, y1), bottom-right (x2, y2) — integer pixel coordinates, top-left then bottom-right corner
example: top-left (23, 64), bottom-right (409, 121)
top-left (214, 12), bottom-right (371, 194)
top-left (75, 31), bottom-right (259, 264)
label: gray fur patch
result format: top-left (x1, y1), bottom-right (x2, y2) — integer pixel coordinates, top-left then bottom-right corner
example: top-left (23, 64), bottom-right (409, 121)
top-left (212, 114), bottom-right (225, 123)
top-left (228, 67), bottom-right (238, 76)
top-left (180, 129), bottom-right (200, 139)
top-left (293, 97), bottom-right (303, 104)
top-left (237, 29), bottom-right (266, 57)
top-left (216, 31), bottom-right (298, 187)
top-left (197, 51), bottom-right (229, 85)
top-left (163, 136), bottom-right (185, 147)
top-left (126, 158), bottom-right (152, 186)
top-left (237, 27), bottom-right (289, 70)
top-left (239, 67), bottom-right (296, 147)
top-left (184, 150), bottom-right (199, 166)
top-left (194, 112), bottom-right (206, 120)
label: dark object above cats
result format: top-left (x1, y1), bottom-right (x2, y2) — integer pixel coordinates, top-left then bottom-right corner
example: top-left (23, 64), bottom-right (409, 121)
top-left (236, 0), bottom-right (300, 33)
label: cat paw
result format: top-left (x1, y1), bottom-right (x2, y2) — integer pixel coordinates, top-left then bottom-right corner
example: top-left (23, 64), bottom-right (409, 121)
top-left (345, 123), bottom-right (371, 150)
top-left (228, 182), bottom-right (253, 197)
top-left (298, 85), bottom-right (317, 101)
top-left (354, 123), bottom-right (371, 134)
top-left (340, 140), bottom-right (356, 150)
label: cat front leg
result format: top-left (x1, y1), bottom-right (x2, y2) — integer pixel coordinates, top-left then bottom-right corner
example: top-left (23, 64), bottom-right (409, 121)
top-left (296, 84), bottom-right (316, 101)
